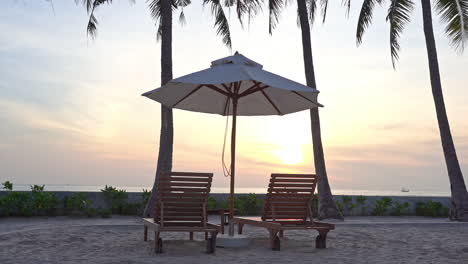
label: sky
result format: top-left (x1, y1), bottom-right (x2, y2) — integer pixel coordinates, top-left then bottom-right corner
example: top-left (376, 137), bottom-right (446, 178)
top-left (0, 0), bottom-right (467, 194)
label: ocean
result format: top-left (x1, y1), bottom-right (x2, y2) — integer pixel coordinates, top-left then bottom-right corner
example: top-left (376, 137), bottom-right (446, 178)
top-left (8, 184), bottom-right (451, 197)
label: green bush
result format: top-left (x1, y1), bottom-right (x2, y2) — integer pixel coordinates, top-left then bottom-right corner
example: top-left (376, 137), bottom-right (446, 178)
top-left (86, 208), bottom-right (99, 217)
top-left (356, 195), bottom-right (368, 215)
top-left (31, 191), bottom-right (59, 216)
top-left (0, 192), bottom-right (33, 216)
top-left (138, 189), bottom-right (152, 215)
top-left (99, 208), bottom-right (112, 218)
top-left (390, 201), bottom-right (410, 216)
top-left (235, 194), bottom-right (263, 216)
top-left (415, 201), bottom-right (449, 217)
top-left (371, 197), bottom-right (393, 216)
top-left (342, 196), bottom-right (356, 216)
top-left (121, 203), bottom-right (141, 215)
top-left (2, 181), bottom-right (13, 191)
top-left (65, 193), bottom-right (91, 216)
top-left (311, 193), bottom-right (319, 217)
top-left (207, 197), bottom-right (217, 210)
top-left (335, 200), bottom-right (344, 214)
top-left (206, 194), bottom-right (264, 215)
top-left (142, 189), bottom-right (151, 205)
top-left (101, 185), bottom-right (128, 214)
top-left (31, 185), bottom-right (45, 192)
top-left (218, 199), bottom-right (230, 209)
top-left (0, 183), bottom-right (57, 216)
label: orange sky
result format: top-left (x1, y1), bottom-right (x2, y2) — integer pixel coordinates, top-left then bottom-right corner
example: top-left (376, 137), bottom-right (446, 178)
top-left (0, 0), bottom-right (467, 194)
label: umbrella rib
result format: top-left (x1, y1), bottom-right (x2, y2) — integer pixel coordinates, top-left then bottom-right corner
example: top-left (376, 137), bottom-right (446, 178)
top-left (291, 91), bottom-right (323, 107)
top-left (205, 84), bottom-right (232, 97)
top-left (223, 96), bottom-right (231, 115)
top-left (221, 83), bottom-right (232, 93)
top-left (261, 90), bottom-right (282, 115)
top-left (239, 84), bottom-right (269, 98)
top-left (172, 85), bottom-right (204, 107)
top-left (239, 82), bottom-right (261, 97)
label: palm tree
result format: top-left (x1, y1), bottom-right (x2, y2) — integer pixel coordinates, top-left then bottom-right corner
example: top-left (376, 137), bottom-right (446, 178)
top-left (356, 0), bottom-right (468, 220)
top-left (75, 0), bottom-right (245, 217)
top-left (267, 0), bottom-right (343, 219)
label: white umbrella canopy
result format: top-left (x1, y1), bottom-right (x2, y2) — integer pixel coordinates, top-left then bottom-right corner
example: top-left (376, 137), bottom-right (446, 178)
top-left (143, 52), bottom-right (322, 236)
top-left (142, 52), bottom-right (322, 116)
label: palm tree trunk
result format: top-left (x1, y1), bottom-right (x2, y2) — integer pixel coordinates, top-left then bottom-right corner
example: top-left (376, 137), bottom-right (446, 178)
top-left (421, 0), bottom-right (468, 221)
top-left (296, 0), bottom-right (343, 220)
top-left (143, 0), bottom-right (174, 217)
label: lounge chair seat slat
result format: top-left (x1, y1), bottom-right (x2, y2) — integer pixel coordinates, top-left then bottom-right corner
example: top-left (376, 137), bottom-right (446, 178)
top-left (270, 179), bottom-right (316, 183)
top-left (269, 183), bottom-right (315, 188)
top-left (160, 177), bottom-right (212, 182)
top-left (159, 182), bottom-right (210, 187)
top-left (232, 173), bottom-right (334, 250)
top-left (168, 172), bottom-right (213, 177)
top-left (271, 174), bottom-right (315, 178)
top-left (143, 172), bottom-right (219, 254)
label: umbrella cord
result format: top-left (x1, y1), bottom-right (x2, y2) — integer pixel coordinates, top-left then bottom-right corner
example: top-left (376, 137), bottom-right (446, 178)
top-left (221, 104), bottom-right (231, 178)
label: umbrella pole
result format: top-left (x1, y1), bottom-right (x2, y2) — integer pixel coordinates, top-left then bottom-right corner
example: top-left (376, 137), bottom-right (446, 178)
top-left (229, 97), bottom-right (238, 236)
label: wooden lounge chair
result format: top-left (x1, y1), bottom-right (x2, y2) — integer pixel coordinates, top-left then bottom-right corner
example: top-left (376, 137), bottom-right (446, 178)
top-left (143, 172), bottom-right (220, 253)
top-left (232, 173), bottom-right (335, 251)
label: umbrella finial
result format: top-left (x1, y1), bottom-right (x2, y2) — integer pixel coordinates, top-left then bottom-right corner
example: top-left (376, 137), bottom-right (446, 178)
top-left (234, 51), bottom-right (239, 55)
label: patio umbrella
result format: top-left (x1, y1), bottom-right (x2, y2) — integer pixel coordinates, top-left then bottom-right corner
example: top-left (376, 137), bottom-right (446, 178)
top-left (143, 52), bottom-right (322, 235)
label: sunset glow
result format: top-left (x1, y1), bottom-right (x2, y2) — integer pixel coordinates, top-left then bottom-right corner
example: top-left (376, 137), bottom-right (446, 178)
top-left (0, 1), bottom-right (466, 193)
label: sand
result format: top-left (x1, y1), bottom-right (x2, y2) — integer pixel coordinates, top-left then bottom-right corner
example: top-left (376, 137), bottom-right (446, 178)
top-left (0, 216), bottom-right (467, 264)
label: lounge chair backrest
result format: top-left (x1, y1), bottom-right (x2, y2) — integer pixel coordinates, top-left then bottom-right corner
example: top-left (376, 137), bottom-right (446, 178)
top-left (155, 172), bottom-right (213, 227)
top-left (262, 173), bottom-right (317, 223)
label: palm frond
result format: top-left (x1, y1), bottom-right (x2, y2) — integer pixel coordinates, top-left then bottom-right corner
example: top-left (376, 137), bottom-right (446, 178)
top-left (235, 0), bottom-right (248, 27)
top-left (75, 0), bottom-right (94, 12)
top-left (435, 0), bottom-right (468, 51)
top-left (242, 0), bottom-right (263, 26)
top-left (148, 0), bottom-right (179, 26)
top-left (156, 20), bottom-right (163, 41)
top-left (179, 9), bottom-right (187, 25)
top-left (77, 0), bottom-right (135, 38)
top-left (85, 0), bottom-right (113, 38)
top-left (148, 0), bottom-right (162, 21)
top-left (203, 0), bottom-right (232, 48)
top-left (268, 0), bottom-right (283, 34)
top-left (306, 0), bottom-right (317, 26)
top-left (224, 0), bottom-right (236, 6)
top-left (342, 0), bottom-right (351, 17)
top-left (175, 0), bottom-right (191, 7)
top-left (320, 0), bottom-right (328, 23)
top-left (44, 0), bottom-right (55, 15)
top-left (356, 0), bottom-right (384, 45)
top-left (87, 14), bottom-right (98, 38)
top-left (386, 0), bottom-right (414, 68)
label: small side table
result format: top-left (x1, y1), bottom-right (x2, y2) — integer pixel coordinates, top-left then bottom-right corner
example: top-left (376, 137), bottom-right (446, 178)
top-left (207, 209), bottom-right (238, 234)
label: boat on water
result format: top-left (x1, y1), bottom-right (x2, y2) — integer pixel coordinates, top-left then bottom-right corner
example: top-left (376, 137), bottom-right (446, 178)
top-left (401, 187), bottom-right (410, 192)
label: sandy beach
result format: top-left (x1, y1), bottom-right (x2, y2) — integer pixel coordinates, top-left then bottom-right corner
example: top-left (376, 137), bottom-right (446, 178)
top-left (1, 216), bottom-right (467, 264)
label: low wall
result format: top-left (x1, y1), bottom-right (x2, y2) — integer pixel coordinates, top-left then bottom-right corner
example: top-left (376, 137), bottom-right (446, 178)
top-left (0, 191), bottom-right (451, 216)
top-left (331, 195), bottom-right (451, 216)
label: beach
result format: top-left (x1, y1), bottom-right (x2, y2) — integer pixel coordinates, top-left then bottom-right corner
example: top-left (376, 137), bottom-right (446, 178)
top-left (1, 216), bottom-right (467, 264)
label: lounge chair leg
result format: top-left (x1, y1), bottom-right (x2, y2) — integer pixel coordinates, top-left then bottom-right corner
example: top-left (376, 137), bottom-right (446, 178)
top-left (189, 232), bottom-right (194, 240)
top-left (144, 226), bottom-right (148, 241)
top-left (238, 223), bottom-right (244, 235)
top-left (269, 230), bottom-right (280, 251)
top-left (228, 222), bottom-right (234, 236)
top-left (155, 232), bottom-right (163, 254)
top-left (279, 230), bottom-right (284, 238)
top-left (206, 232), bottom-right (218, 254)
top-left (220, 211), bottom-right (225, 234)
top-left (315, 231), bottom-right (328, 249)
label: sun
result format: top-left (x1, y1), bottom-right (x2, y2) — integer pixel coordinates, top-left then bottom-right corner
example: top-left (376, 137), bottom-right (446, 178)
top-left (275, 147), bottom-right (304, 165)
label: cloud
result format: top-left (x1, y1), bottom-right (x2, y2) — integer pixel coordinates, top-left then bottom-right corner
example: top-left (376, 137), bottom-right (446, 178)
top-left (374, 122), bottom-right (410, 131)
